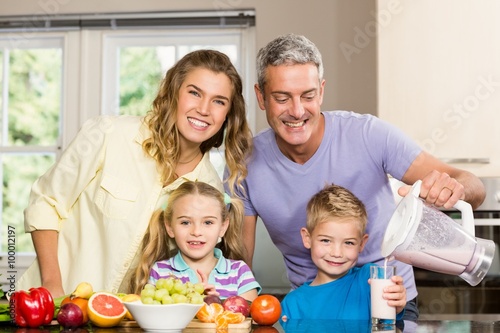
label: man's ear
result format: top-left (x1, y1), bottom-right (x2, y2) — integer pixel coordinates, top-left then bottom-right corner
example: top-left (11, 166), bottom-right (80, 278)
top-left (254, 84), bottom-right (266, 111)
top-left (300, 228), bottom-right (312, 249)
top-left (318, 79), bottom-right (326, 105)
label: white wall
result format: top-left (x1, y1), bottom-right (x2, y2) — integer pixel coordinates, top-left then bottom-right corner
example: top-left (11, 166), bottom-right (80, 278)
top-left (377, 0), bottom-right (500, 177)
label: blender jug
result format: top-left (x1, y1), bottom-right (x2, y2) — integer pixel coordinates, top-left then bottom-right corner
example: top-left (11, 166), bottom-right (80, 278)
top-left (381, 180), bottom-right (496, 286)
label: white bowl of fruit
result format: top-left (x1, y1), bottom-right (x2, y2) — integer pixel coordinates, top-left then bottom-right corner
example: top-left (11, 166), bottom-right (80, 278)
top-left (123, 277), bottom-right (204, 332)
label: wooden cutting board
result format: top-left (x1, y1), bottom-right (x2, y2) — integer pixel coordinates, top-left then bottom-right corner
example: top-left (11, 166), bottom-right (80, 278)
top-left (119, 318), bottom-right (252, 332)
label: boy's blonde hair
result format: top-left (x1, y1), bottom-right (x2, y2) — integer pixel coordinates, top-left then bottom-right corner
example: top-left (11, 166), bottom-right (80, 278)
top-left (306, 184), bottom-right (368, 234)
top-left (129, 181), bottom-right (246, 294)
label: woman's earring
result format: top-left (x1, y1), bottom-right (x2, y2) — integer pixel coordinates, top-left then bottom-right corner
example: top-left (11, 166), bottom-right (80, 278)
top-left (217, 237), bottom-right (222, 244)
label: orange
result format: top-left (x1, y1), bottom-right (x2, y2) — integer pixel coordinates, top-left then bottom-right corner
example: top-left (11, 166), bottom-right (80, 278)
top-left (87, 292), bottom-right (127, 327)
top-left (215, 310), bottom-right (245, 330)
top-left (61, 296), bottom-right (89, 324)
top-left (196, 303), bottom-right (224, 323)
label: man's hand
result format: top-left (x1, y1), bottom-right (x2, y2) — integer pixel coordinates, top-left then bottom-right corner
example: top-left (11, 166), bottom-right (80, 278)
top-left (398, 170), bottom-right (464, 209)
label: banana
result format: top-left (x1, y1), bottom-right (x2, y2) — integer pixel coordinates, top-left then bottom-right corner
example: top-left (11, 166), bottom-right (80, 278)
top-left (70, 281), bottom-right (94, 300)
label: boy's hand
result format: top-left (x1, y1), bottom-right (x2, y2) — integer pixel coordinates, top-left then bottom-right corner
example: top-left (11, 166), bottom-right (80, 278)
top-left (384, 275), bottom-right (407, 315)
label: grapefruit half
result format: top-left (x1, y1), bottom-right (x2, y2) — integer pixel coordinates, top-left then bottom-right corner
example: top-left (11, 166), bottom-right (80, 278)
top-left (87, 292), bottom-right (127, 327)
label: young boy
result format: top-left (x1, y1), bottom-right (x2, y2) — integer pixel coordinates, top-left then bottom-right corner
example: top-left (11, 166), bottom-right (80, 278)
top-left (280, 184), bottom-right (407, 323)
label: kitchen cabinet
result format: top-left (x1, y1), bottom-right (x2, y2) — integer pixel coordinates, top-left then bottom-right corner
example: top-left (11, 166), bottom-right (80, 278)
top-left (377, 0), bottom-right (500, 177)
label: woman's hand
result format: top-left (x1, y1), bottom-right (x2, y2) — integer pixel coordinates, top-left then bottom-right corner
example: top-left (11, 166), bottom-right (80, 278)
top-left (43, 282), bottom-right (66, 299)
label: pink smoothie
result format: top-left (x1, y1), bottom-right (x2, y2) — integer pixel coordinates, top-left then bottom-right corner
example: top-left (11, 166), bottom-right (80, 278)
top-left (395, 249), bottom-right (477, 275)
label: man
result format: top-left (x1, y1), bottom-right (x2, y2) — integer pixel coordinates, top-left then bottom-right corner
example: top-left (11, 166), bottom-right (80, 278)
top-left (226, 34), bottom-right (485, 321)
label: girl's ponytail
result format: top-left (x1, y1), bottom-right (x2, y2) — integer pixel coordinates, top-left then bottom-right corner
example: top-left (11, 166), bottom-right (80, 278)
top-left (130, 209), bottom-right (173, 294)
top-left (218, 193), bottom-right (246, 261)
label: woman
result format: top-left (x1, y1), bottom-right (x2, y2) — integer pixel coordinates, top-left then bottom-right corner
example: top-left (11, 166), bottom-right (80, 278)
top-left (18, 49), bottom-right (253, 297)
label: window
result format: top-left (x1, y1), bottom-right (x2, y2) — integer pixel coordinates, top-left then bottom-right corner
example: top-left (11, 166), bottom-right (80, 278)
top-left (0, 11), bottom-right (255, 290)
top-left (0, 37), bottom-right (64, 254)
top-left (103, 31), bottom-right (242, 116)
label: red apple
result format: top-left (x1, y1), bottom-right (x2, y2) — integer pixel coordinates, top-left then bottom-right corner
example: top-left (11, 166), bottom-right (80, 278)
top-left (222, 295), bottom-right (250, 317)
top-left (57, 303), bottom-right (84, 329)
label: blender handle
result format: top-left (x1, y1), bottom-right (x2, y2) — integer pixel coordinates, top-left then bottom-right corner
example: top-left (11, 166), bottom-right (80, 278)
top-left (411, 180), bottom-right (475, 236)
top-left (453, 200), bottom-right (475, 236)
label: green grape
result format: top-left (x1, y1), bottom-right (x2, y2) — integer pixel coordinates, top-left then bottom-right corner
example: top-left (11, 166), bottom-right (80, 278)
top-left (141, 296), bottom-right (154, 304)
top-left (161, 295), bottom-right (174, 304)
top-left (140, 276), bottom-right (206, 305)
top-left (172, 279), bottom-right (188, 295)
top-left (187, 293), bottom-right (204, 304)
top-left (193, 282), bottom-right (205, 295)
top-left (155, 278), bottom-right (169, 290)
top-left (185, 285), bottom-right (195, 295)
top-left (172, 293), bottom-right (188, 304)
top-left (164, 276), bottom-right (176, 293)
top-left (144, 283), bottom-right (156, 290)
top-left (154, 288), bottom-right (169, 301)
top-left (141, 288), bottom-right (155, 299)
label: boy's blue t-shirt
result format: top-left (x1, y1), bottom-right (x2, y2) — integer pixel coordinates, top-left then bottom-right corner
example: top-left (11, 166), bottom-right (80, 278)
top-left (281, 264), bottom-right (373, 321)
top-left (280, 263), bottom-right (404, 323)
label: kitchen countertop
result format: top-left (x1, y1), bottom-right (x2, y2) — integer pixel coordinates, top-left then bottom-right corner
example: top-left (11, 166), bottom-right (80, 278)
top-left (0, 315), bottom-right (499, 333)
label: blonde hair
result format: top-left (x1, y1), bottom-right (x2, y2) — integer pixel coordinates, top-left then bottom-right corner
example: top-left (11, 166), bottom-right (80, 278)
top-left (142, 49), bottom-right (252, 191)
top-left (306, 184), bottom-right (368, 235)
top-left (130, 181), bottom-right (246, 294)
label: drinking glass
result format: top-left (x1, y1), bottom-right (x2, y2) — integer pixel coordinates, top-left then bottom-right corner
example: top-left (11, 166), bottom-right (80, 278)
top-left (370, 265), bottom-right (396, 326)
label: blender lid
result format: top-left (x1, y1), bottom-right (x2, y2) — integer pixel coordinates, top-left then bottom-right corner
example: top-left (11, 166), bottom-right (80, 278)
top-left (381, 181), bottom-right (422, 257)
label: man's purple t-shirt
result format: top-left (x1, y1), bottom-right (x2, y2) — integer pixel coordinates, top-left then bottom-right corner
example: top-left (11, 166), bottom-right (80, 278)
top-left (229, 111), bottom-right (421, 300)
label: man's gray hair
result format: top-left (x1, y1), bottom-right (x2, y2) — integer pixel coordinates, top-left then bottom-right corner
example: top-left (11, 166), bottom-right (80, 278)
top-left (256, 34), bottom-right (324, 91)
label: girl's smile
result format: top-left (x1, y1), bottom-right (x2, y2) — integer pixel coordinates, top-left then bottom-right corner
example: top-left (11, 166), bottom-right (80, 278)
top-left (166, 193), bottom-right (228, 265)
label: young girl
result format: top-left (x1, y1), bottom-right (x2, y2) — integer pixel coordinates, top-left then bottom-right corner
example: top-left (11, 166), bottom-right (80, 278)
top-left (132, 181), bottom-right (261, 301)
top-left (18, 49), bottom-right (253, 297)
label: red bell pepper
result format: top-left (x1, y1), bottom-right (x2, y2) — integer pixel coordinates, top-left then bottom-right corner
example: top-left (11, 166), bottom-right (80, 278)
top-left (10, 287), bottom-right (55, 328)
